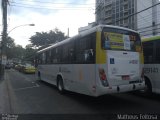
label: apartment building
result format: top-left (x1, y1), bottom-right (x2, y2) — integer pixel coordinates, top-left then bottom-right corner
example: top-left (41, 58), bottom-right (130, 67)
top-left (95, 0), bottom-right (160, 36)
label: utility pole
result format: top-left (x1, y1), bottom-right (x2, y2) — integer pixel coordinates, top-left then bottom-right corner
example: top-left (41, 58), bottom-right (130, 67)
top-left (67, 28), bottom-right (69, 38)
top-left (152, 0), bottom-right (158, 35)
top-left (0, 0), bottom-right (8, 80)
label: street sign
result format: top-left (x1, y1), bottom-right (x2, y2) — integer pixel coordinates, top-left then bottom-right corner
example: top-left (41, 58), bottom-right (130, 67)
top-left (2, 55), bottom-right (7, 65)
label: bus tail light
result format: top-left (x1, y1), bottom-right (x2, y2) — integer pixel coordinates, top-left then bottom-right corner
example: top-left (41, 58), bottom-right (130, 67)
top-left (99, 68), bottom-right (109, 87)
top-left (101, 73), bottom-right (107, 81)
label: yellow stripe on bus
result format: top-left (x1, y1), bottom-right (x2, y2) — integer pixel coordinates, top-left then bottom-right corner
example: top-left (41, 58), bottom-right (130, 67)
top-left (140, 52), bottom-right (144, 64)
top-left (142, 35), bottom-right (160, 42)
top-left (96, 32), bottom-right (106, 64)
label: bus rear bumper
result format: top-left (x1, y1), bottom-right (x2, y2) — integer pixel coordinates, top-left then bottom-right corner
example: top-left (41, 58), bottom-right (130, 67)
top-left (96, 81), bottom-right (145, 96)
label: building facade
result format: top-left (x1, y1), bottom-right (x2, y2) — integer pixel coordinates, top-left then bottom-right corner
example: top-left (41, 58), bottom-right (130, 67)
top-left (95, 0), bottom-right (160, 36)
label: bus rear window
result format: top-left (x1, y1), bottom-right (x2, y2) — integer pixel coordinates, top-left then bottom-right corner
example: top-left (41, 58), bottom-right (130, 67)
top-left (101, 28), bottom-right (141, 52)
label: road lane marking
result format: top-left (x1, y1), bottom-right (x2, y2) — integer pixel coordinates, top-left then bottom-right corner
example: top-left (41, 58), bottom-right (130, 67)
top-left (14, 84), bottom-right (40, 91)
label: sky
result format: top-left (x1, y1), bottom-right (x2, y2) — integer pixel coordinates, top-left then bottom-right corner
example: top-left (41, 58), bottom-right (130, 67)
top-left (1, 0), bottom-right (95, 47)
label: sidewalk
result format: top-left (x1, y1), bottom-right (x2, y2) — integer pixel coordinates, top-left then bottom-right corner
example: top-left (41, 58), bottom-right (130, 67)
top-left (0, 73), bottom-right (12, 113)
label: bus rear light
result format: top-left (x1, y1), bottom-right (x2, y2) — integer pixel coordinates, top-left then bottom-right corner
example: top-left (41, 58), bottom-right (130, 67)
top-left (101, 74), bottom-right (107, 81)
top-left (99, 68), bottom-right (109, 87)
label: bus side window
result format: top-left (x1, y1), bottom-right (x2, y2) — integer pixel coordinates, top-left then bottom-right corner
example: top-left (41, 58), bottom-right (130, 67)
top-left (84, 49), bottom-right (94, 63)
top-left (42, 52), bottom-right (46, 64)
top-left (74, 32), bottom-right (96, 64)
top-left (143, 42), bottom-right (154, 64)
top-left (69, 48), bottom-right (74, 63)
top-left (155, 40), bottom-right (160, 63)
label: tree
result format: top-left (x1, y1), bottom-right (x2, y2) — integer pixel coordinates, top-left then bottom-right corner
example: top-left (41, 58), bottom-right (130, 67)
top-left (6, 36), bottom-right (16, 59)
top-left (5, 36), bottom-right (25, 60)
top-left (23, 44), bottom-right (37, 61)
top-left (11, 45), bottom-right (25, 59)
top-left (29, 28), bottom-right (68, 48)
top-left (5, 36), bottom-right (36, 63)
top-left (6, 36), bottom-right (15, 48)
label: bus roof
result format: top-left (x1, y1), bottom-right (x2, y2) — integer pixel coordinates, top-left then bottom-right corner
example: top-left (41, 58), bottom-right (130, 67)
top-left (37, 24), bottom-right (139, 54)
top-left (142, 35), bottom-right (160, 42)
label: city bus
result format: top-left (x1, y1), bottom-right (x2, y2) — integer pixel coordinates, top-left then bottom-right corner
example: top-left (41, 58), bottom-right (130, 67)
top-left (142, 35), bottom-right (160, 94)
top-left (35, 25), bottom-right (145, 97)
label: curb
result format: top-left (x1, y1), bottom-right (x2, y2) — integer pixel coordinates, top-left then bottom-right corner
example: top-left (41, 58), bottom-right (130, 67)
top-left (0, 75), bottom-right (11, 113)
top-left (0, 70), bottom-right (19, 114)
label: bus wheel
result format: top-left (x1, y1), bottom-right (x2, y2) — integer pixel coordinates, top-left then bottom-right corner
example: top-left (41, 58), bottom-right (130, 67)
top-left (144, 77), bottom-right (152, 95)
top-left (57, 77), bottom-right (65, 93)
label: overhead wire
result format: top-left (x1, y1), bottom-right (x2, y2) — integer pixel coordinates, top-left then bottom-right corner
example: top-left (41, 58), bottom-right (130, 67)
top-left (13, 0), bottom-right (95, 5)
top-left (138, 23), bottom-right (160, 31)
top-left (11, 2), bottom-right (94, 9)
top-left (10, 1), bottom-right (95, 11)
top-left (137, 11), bottom-right (160, 23)
top-left (10, 4), bottom-right (94, 11)
top-left (114, 2), bottom-right (160, 24)
top-left (136, 11), bottom-right (160, 28)
top-left (11, 1), bottom-right (95, 7)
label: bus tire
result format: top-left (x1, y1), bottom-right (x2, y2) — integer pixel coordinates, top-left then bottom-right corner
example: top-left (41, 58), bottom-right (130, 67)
top-left (57, 76), bottom-right (65, 94)
top-left (144, 76), bottom-right (152, 95)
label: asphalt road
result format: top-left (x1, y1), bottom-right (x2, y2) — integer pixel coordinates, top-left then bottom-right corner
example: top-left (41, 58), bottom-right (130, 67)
top-left (4, 69), bottom-right (160, 119)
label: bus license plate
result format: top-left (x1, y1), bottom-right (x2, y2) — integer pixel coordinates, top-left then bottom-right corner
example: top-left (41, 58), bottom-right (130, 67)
top-left (122, 75), bottom-right (130, 80)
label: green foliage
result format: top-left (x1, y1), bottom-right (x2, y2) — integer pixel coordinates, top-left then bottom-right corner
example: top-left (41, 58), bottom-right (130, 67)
top-left (6, 36), bottom-right (25, 60)
top-left (29, 28), bottom-right (68, 48)
top-left (6, 37), bottom-right (24, 59)
top-left (7, 44), bottom-right (25, 59)
top-left (5, 28), bottom-right (67, 63)
top-left (23, 44), bottom-right (37, 61)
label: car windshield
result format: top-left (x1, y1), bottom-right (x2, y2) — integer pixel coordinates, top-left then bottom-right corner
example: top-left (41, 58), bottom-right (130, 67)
top-left (25, 63), bottom-right (32, 67)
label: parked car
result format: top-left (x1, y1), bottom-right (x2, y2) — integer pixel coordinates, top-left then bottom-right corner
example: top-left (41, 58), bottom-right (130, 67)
top-left (21, 63), bottom-right (36, 74)
top-left (15, 64), bottom-right (23, 71)
top-left (5, 63), bottom-right (11, 69)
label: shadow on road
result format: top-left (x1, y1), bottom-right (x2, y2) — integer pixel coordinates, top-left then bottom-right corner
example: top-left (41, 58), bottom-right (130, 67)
top-left (37, 80), bottom-right (145, 114)
top-left (130, 91), bottom-right (160, 102)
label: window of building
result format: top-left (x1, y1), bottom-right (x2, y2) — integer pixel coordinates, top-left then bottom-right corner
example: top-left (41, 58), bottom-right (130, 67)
top-left (116, 13), bottom-right (119, 18)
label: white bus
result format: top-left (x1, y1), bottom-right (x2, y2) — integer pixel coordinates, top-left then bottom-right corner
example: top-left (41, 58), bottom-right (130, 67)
top-left (36, 25), bottom-right (145, 97)
top-left (142, 36), bottom-right (160, 94)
